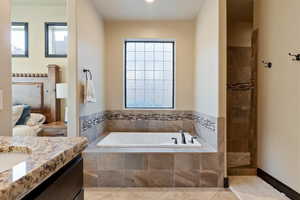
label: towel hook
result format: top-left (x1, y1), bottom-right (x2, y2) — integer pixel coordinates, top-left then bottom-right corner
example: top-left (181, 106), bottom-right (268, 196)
top-left (262, 61), bottom-right (272, 68)
top-left (83, 69), bottom-right (93, 80)
top-left (288, 53), bottom-right (300, 61)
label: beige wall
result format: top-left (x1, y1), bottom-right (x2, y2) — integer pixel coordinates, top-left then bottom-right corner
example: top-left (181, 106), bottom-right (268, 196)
top-left (219, 0), bottom-right (227, 119)
top-left (11, 3), bottom-right (67, 120)
top-left (255, 0), bottom-right (300, 192)
top-left (11, 4), bottom-right (67, 81)
top-left (0, 0), bottom-right (12, 136)
top-left (66, 0), bottom-right (80, 136)
top-left (195, 0), bottom-right (227, 176)
top-left (77, 0), bottom-right (106, 116)
top-left (195, 0), bottom-right (222, 117)
top-left (104, 20), bottom-right (195, 110)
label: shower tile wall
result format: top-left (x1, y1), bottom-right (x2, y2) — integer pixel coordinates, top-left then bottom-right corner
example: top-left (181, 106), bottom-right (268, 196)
top-left (227, 46), bottom-right (257, 171)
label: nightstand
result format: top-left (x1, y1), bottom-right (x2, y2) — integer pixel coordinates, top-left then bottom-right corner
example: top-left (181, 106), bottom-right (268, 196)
top-left (40, 121), bottom-right (67, 137)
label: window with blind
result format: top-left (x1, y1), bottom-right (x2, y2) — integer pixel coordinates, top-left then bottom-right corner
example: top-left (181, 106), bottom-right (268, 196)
top-left (125, 41), bottom-right (175, 109)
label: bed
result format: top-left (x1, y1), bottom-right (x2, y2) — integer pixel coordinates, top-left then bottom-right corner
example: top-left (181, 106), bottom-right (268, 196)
top-left (12, 65), bottom-right (61, 136)
top-left (13, 125), bottom-right (43, 136)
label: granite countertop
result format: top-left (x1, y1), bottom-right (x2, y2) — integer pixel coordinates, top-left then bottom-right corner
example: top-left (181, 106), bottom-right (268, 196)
top-left (0, 136), bottom-right (88, 200)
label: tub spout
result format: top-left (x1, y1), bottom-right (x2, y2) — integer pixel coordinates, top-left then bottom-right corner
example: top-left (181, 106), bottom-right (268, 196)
top-left (180, 130), bottom-right (187, 144)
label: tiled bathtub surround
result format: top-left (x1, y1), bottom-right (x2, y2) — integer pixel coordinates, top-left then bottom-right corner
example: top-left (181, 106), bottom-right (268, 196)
top-left (106, 110), bottom-right (194, 121)
top-left (106, 110), bottom-right (194, 133)
top-left (82, 110), bottom-right (225, 188)
top-left (193, 112), bottom-right (222, 151)
top-left (80, 112), bottom-right (106, 143)
top-left (80, 110), bottom-right (222, 152)
top-left (83, 152), bottom-right (224, 187)
top-left (193, 112), bottom-right (217, 133)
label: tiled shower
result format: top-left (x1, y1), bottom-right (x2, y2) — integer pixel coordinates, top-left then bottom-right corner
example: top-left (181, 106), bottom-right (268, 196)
top-left (227, 0), bottom-right (257, 174)
top-left (227, 44), bottom-right (257, 175)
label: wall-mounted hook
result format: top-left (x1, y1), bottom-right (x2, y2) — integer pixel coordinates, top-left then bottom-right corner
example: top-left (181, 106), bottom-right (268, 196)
top-left (288, 53), bottom-right (300, 61)
top-left (262, 61), bottom-right (272, 68)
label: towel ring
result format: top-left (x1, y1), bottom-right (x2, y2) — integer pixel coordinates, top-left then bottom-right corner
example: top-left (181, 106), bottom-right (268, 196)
top-left (83, 69), bottom-right (93, 80)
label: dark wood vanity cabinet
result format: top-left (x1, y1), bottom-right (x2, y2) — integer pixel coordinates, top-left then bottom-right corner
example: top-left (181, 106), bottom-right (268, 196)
top-left (22, 155), bottom-right (84, 200)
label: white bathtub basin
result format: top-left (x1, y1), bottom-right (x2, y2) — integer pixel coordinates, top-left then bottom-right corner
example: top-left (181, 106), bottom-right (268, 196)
top-left (0, 152), bottom-right (29, 173)
top-left (97, 132), bottom-right (202, 148)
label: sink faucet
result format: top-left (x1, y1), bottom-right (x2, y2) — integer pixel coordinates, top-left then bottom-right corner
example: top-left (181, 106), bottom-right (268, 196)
top-left (180, 130), bottom-right (187, 144)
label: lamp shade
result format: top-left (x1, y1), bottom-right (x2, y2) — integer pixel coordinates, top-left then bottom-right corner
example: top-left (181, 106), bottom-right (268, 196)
top-left (56, 83), bottom-right (68, 99)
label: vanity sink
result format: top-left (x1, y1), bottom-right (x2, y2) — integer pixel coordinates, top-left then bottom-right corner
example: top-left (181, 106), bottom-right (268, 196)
top-left (0, 152), bottom-right (29, 173)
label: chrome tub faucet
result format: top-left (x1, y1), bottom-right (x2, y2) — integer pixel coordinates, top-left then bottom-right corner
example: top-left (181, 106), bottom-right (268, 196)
top-left (179, 130), bottom-right (187, 144)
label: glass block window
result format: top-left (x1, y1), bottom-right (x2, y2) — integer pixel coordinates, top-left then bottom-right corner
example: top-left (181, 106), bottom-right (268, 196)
top-left (45, 23), bottom-right (68, 57)
top-left (125, 41), bottom-right (175, 109)
top-left (11, 22), bottom-right (28, 57)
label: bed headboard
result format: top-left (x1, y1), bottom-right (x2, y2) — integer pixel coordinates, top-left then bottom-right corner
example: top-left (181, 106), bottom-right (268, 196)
top-left (12, 65), bottom-right (61, 123)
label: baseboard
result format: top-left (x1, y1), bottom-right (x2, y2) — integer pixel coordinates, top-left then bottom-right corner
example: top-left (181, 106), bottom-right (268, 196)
top-left (257, 168), bottom-right (300, 200)
top-left (224, 177), bottom-right (229, 188)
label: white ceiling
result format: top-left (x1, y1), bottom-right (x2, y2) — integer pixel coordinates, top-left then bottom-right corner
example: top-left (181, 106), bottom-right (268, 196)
top-left (92, 0), bottom-right (204, 20)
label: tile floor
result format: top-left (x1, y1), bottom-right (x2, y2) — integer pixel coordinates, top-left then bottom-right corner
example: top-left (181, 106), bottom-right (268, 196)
top-left (230, 176), bottom-right (290, 200)
top-left (85, 188), bottom-right (239, 200)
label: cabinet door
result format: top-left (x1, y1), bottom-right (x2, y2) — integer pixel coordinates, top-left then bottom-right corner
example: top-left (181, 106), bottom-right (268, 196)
top-left (23, 156), bottom-right (83, 200)
top-left (74, 189), bottom-right (84, 200)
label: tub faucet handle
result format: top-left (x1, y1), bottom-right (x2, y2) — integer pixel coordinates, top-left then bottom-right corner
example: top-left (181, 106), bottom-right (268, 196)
top-left (172, 138), bottom-right (178, 144)
top-left (191, 136), bottom-right (198, 144)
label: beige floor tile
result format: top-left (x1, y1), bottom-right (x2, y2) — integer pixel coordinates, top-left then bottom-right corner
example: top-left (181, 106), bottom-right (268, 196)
top-left (84, 188), bottom-right (238, 200)
top-left (230, 176), bottom-right (290, 200)
top-left (211, 191), bottom-right (239, 200)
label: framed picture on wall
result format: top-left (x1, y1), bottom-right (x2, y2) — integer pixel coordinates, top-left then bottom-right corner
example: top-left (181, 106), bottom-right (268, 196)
top-left (45, 22), bottom-right (68, 57)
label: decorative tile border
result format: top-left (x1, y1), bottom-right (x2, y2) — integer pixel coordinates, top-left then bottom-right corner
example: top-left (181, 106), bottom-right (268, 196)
top-left (193, 112), bottom-right (217, 133)
top-left (105, 110), bottom-right (194, 121)
top-left (80, 110), bottom-right (217, 134)
top-left (80, 112), bottom-right (106, 133)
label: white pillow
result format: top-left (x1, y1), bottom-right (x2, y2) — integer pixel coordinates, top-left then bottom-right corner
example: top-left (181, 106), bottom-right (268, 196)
top-left (13, 125), bottom-right (40, 136)
top-left (12, 105), bottom-right (24, 127)
top-left (26, 113), bottom-right (46, 126)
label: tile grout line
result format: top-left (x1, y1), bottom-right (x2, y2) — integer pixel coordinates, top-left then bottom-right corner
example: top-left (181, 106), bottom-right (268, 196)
top-left (229, 187), bottom-right (242, 200)
top-left (209, 191), bottom-right (220, 200)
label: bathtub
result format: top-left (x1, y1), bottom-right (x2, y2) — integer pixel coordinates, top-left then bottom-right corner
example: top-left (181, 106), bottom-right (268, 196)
top-left (97, 132), bottom-right (202, 148)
